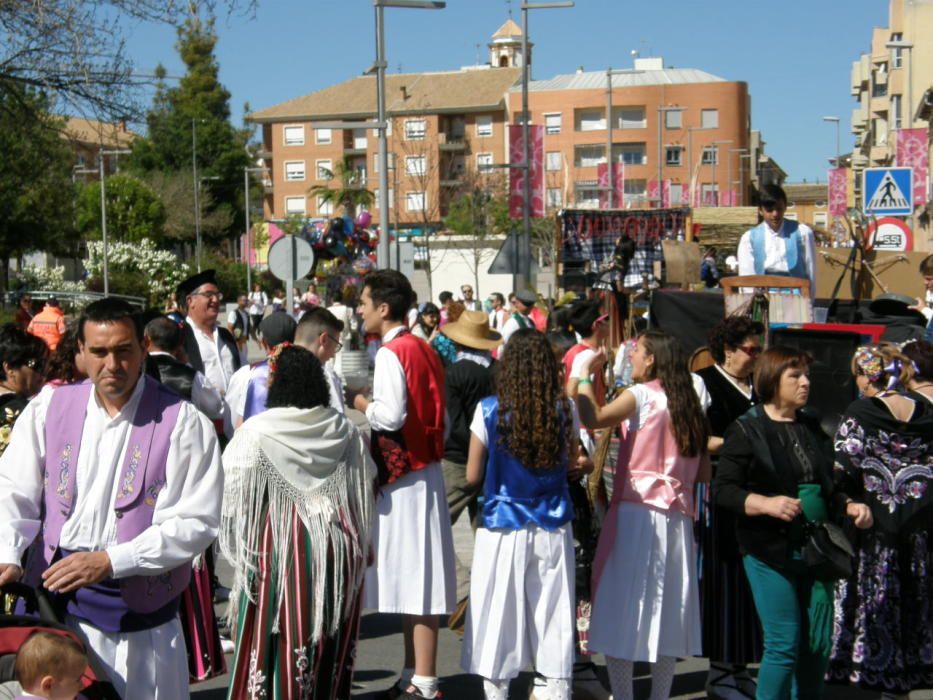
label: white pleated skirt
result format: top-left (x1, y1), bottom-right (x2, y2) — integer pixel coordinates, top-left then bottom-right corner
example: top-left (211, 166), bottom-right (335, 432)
top-left (461, 523), bottom-right (575, 681)
top-left (364, 462), bottom-right (457, 615)
top-left (588, 502), bottom-right (701, 662)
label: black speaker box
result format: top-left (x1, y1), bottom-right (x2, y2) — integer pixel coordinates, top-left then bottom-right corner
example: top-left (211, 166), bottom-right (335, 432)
top-left (770, 328), bottom-right (861, 419)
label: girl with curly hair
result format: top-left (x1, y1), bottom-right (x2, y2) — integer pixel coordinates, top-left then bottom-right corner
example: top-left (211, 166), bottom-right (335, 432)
top-left (461, 328), bottom-right (578, 700)
top-left (573, 330), bottom-right (710, 700)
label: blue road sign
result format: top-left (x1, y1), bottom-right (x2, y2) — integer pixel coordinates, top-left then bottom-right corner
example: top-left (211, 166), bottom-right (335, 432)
top-left (863, 167), bottom-right (913, 216)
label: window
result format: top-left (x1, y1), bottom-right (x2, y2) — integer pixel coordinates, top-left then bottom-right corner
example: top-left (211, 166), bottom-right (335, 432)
top-left (544, 113), bottom-right (562, 135)
top-left (546, 151), bottom-right (562, 171)
top-left (477, 153), bottom-right (494, 172)
top-left (352, 128), bottom-right (367, 150)
top-left (892, 94), bottom-right (902, 129)
top-left (314, 128), bottom-right (332, 145)
top-left (316, 196), bottom-right (334, 217)
top-left (315, 159), bottom-right (332, 180)
top-left (890, 33), bottom-right (904, 69)
top-left (406, 191), bottom-right (426, 212)
top-left (405, 156), bottom-right (426, 177)
top-left (623, 179), bottom-right (647, 206)
top-left (475, 115), bottom-right (493, 137)
top-left (284, 196), bottom-right (306, 214)
top-left (669, 185), bottom-right (684, 206)
top-left (373, 153), bottom-right (395, 174)
top-left (614, 143), bottom-right (647, 166)
top-left (614, 107), bottom-right (646, 129)
top-left (701, 146), bottom-right (719, 165)
top-left (664, 110), bottom-right (683, 129)
top-left (373, 189), bottom-right (394, 209)
top-left (284, 161), bottom-right (306, 182)
top-left (701, 109), bottom-right (719, 129)
top-left (873, 118), bottom-right (888, 146)
top-left (283, 125), bottom-right (305, 146)
top-left (665, 146), bottom-right (683, 166)
top-left (574, 181), bottom-right (601, 209)
top-left (813, 212), bottom-right (828, 229)
top-left (700, 183), bottom-right (719, 205)
top-left (546, 188), bottom-right (562, 208)
top-left (575, 109), bottom-right (606, 132)
top-left (405, 119), bottom-right (426, 140)
top-left (574, 145), bottom-right (606, 168)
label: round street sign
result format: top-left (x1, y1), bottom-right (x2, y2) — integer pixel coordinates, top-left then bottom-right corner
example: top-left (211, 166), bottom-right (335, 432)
top-left (864, 217), bottom-right (913, 252)
top-left (268, 235), bottom-right (315, 281)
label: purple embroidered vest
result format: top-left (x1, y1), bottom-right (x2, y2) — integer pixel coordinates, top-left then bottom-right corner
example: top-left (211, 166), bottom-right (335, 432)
top-left (26, 376), bottom-right (189, 613)
top-left (243, 360), bottom-right (270, 420)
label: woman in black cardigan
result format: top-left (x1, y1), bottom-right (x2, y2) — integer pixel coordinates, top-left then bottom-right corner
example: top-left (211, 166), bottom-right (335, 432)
top-left (714, 347), bottom-right (872, 700)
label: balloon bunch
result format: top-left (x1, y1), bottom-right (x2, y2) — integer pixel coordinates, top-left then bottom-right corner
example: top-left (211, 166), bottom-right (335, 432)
top-left (304, 211), bottom-right (378, 267)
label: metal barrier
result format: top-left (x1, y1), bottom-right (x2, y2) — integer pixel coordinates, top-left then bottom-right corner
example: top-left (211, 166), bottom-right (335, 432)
top-left (4, 290), bottom-right (147, 309)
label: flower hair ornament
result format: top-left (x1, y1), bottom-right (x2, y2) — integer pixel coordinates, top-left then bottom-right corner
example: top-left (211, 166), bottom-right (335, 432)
top-left (267, 341), bottom-right (293, 377)
top-left (853, 346), bottom-right (884, 383)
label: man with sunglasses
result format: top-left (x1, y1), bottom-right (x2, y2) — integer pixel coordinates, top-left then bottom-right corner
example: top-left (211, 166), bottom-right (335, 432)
top-left (460, 285), bottom-right (480, 312)
top-left (737, 184), bottom-right (816, 293)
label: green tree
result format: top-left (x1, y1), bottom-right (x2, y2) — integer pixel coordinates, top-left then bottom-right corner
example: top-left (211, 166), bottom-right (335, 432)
top-left (76, 173), bottom-right (166, 244)
top-left (0, 88), bottom-right (76, 292)
top-left (308, 157), bottom-right (374, 220)
top-left (130, 5), bottom-right (249, 247)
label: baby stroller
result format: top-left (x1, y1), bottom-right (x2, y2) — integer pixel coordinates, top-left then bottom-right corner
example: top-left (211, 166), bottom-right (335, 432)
top-left (0, 582), bottom-right (120, 700)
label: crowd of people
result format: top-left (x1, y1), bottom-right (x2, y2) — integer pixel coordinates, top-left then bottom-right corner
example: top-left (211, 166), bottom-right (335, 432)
top-left (0, 210), bottom-right (930, 700)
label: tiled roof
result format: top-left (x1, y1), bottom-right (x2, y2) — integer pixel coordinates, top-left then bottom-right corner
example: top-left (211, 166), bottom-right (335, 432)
top-left (62, 117), bottom-right (137, 147)
top-left (248, 67), bottom-right (522, 122)
top-left (784, 183), bottom-right (828, 201)
top-left (492, 18), bottom-right (522, 39)
top-left (513, 68), bottom-right (728, 92)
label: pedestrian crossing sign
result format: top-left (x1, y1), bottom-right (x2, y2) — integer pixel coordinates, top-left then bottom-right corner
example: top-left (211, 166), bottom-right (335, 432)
top-left (863, 167), bottom-right (913, 216)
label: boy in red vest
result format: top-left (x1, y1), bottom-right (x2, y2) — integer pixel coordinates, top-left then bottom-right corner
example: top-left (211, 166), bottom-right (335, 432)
top-left (351, 270), bottom-right (455, 700)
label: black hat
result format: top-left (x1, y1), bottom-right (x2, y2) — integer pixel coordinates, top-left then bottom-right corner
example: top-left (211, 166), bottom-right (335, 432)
top-left (513, 289), bottom-right (538, 307)
top-left (259, 312), bottom-right (297, 346)
top-left (176, 270), bottom-right (218, 300)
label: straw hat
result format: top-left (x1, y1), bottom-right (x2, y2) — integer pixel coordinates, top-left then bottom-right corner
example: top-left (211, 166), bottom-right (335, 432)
top-left (440, 310), bottom-right (503, 351)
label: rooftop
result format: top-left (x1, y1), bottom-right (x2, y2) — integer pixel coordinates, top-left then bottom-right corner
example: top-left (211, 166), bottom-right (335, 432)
top-left (491, 18), bottom-right (522, 39)
top-left (62, 117), bottom-right (137, 148)
top-left (249, 67), bottom-right (522, 122)
top-left (512, 67), bottom-right (728, 92)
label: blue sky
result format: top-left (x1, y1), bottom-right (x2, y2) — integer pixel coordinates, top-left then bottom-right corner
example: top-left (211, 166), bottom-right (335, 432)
top-left (122, 0), bottom-right (889, 183)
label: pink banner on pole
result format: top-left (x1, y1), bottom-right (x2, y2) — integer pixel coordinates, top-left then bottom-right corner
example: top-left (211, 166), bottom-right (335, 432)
top-left (897, 128), bottom-right (928, 206)
top-left (662, 180), bottom-right (672, 208)
top-left (597, 162), bottom-right (625, 209)
top-left (828, 167), bottom-right (848, 217)
top-left (509, 124), bottom-right (545, 218)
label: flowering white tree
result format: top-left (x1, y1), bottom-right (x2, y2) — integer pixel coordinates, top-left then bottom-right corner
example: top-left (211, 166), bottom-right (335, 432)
top-left (84, 239), bottom-right (190, 306)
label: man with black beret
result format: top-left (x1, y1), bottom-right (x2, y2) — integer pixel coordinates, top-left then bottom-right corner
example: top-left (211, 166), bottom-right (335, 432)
top-left (499, 288), bottom-right (538, 347)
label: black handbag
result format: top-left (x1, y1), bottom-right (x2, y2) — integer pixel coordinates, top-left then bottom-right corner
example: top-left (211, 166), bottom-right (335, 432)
top-left (801, 519), bottom-right (856, 581)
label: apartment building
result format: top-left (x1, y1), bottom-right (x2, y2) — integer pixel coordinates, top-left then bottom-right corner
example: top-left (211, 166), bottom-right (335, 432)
top-left (64, 117), bottom-right (137, 182)
top-left (249, 20), bottom-right (753, 232)
top-left (506, 57), bottom-right (750, 210)
top-left (850, 0), bottom-right (933, 203)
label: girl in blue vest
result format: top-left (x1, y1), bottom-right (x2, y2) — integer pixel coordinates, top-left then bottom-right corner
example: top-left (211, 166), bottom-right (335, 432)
top-left (460, 328), bottom-right (578, 700)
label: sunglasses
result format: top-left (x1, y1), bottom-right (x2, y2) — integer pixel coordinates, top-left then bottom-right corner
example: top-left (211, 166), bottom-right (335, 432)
top-left (737, 345), bottom-right (762, 357)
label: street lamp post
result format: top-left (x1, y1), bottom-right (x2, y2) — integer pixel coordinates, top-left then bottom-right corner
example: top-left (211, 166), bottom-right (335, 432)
top-left (603, 67), bottom-right (642, 210)
top-left (516, 1), bottom-right (574, 291)
top-left (244, 166), bottom-right (269, 294)
top-left (822, 116), bottom-right (841, 166)
top-left (727, 147), bottom-right (748, 207)
top-left (708, 140), bottom-right (732, 206)
top-left (373, 1), bottom-right (446, 271)
top-left (686, 126), bottom-right (712, 207)
top-left (191, 118), bottom-right (210, 272)
top-left (738, 153), bottom-right (753, 206)
top-left (655, 106), bottom-right (680, 208)
top-left (98, 148), bottom-right (132, 296)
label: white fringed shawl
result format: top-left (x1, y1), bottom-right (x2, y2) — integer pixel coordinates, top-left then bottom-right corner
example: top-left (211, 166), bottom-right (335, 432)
top-left (219, 406), bottom-right (376, 640)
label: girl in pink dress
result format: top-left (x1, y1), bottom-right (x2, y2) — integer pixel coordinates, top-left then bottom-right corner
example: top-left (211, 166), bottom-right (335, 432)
top-left (572, 330), bottom-right (709, 700)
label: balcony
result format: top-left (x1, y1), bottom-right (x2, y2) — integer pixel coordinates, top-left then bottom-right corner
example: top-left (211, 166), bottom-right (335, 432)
top-left (256, 149), bottom-right (273, 160)
top-left (262, 179), bottom-right (274, 194)
top-left (440, 177), bottom-right (463, 187)
top-left (438, 132), bottom-right (467, 152)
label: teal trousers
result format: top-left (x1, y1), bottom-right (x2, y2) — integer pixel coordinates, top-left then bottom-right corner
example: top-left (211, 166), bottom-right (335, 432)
top-left (743, 555), bottom-right (829, 700)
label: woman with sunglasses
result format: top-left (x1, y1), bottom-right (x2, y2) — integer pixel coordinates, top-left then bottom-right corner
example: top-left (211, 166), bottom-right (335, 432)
top-left (736, 184), bottom-right (817, 293)
top-left (694, 316), bottom-right (765, 699)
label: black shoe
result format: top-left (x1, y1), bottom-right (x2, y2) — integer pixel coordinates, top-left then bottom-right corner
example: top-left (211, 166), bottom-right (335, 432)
top-left (379, 679), bottom-right (406, 700)
top-left (399, 686), bottom-right (441, 699)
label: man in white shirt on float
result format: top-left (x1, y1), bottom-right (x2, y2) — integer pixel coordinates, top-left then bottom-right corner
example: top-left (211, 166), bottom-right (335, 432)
top-left (0, 298), bottom-right (222, 699)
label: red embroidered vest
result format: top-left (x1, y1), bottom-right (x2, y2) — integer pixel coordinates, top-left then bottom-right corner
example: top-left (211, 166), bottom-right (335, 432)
top-left (383, 330), bottom-right (446, 470)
